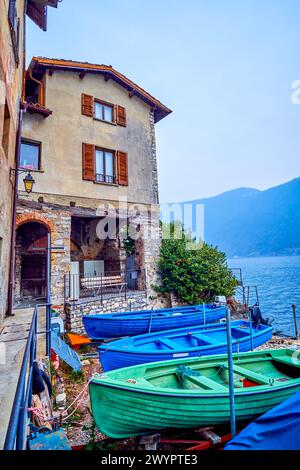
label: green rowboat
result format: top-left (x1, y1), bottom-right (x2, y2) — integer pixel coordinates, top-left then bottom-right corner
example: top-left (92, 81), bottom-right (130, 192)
top-left (89, 349), bottom-right (300, 438)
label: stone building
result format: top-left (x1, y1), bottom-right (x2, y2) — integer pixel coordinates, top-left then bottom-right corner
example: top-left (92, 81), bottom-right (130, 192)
top-left (0, 1), bottom-right (60, 324)
top-left (16, 57), bottom-right (171, 319)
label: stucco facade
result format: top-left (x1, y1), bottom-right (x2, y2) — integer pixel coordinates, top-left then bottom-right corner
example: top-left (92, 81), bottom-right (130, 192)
top-left (16, 58), bottom-right (171, 308)
top-left (0, 2), bottom-right (60, 322)
top-left (0, 0), bottom-right (25, 324)
top-left (21, 70), bottom-right (160, 205)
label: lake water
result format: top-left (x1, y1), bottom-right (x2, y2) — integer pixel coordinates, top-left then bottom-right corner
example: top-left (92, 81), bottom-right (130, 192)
top-left (229, 256), bottom-right (300, 336)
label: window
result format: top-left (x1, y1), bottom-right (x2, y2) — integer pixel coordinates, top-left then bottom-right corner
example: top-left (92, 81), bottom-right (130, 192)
top-left (8, 0), bottom-right (20, 65)
top-left (94, 100), bottom-right (114, 123)
top-left (95, 148), bottom-right (115, 184)
top-left (2, 101), bottom-right (11, 157)
top-left (20, 140), bottom-right (41, 170)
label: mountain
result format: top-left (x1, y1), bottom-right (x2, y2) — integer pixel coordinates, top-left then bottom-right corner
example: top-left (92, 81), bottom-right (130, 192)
top-left (181, 177), bottom-right (300, 257)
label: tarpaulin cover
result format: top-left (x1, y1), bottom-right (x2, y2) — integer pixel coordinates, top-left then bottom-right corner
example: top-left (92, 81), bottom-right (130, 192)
top-left (225, 390), bottom-right (300, 450)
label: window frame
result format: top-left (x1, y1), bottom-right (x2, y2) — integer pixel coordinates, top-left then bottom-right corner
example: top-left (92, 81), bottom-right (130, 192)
top-left (20, 139), bottom-right (42, 171)
top-left (94, 146), bottom-right (117, 185)
top-left (8, 0), bottom-right (20, 66)
top-left (93, 99), bottom-right (115, 124)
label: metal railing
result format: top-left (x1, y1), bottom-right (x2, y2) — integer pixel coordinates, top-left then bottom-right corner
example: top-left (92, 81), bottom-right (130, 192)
top-left (64, 269), bottom-right (146, 303)
top-left (95, 173), bottom-right (116, 184)
top-left (3, 303), bottom-right (52, 450)
top-left (230, 268), bottom-right (260, 308)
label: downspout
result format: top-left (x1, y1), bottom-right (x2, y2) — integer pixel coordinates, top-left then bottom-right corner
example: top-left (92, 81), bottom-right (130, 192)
top-left (7, 1), bottom-right (27, 316)
top-left (28, 69), bottom-right (44, 105)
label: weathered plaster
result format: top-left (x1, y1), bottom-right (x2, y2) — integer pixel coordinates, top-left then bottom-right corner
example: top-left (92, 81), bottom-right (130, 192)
top-left (21, 70), bottom-right (159, 205)
top-left (0, 0), bottom-right (25, 324)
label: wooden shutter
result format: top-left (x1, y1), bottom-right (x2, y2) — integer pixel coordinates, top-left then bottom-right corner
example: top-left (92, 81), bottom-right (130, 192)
top-left (116, 105), bottom-right (127, 127)
top-left (117, 151), bottom-right (128, 186)
top-left (81, 94), bottom-right (94, 117)
top-left (82, 143), bottom-right (95, 181)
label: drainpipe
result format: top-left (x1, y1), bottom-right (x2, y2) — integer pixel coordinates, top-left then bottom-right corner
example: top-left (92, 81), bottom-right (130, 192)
top-left (28, 69), bottom-right (44, 105)
top-left (7, 1), bottom-right (27, 316)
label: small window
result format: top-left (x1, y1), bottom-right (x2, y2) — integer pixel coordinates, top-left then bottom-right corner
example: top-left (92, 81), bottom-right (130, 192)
top-left (8, 0), bottom-right (20, 65)
top-left (20, 140), bottom-right (41, 170)
top-left (94, 100), bottom-right (114, 123)
top-left (95, 148), bottom-right (115, 184)
top-left (2, 101), bottom-right (11, 157)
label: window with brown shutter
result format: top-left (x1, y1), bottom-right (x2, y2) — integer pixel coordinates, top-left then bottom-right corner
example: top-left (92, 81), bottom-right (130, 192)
top-left (81, 94), bottom-right (94, 117)
top-left (117, 151), bottom-right (128, 186)
top-left (82, 143), bottom-right (95, 181)
top-left (116, 105), bottom-right (127, 127)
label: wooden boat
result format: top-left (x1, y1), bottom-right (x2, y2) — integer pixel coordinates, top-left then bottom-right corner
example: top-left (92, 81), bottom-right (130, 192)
top-left (99, 320), bottom-right (273, 371)
top-left (82, 304), bottom-right (226, 340)
top-left (89, 349), bottom-right (300, 438)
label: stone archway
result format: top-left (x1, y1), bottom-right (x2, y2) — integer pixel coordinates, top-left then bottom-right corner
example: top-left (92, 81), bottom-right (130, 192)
top-left (15, 221), bottom-right (50, 303)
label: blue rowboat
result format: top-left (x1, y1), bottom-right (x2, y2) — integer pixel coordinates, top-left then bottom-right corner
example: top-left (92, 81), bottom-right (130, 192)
top-left (99, 320), bottom-right (273, 371)
top-left (82, 304), bottom-right (226, 340)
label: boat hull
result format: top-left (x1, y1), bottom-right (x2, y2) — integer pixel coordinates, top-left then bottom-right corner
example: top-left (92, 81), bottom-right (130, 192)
top-left (83, 304), bottom-right (226, 339)
top-left (99, 321), bottom-right (273, 371)
top-left (89, 349), bottom-right (300, 438)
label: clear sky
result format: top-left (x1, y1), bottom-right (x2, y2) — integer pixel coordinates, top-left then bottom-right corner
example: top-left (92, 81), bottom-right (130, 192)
top-left (26, 0), bottom-right (300, 202)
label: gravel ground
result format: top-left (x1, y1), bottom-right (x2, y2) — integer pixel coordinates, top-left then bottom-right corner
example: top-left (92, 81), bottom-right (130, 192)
top-left (60, 355), bottom-right (106, 448)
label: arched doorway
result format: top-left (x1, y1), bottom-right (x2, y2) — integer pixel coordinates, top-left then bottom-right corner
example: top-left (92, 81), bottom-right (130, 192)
top-left (15, 221), bottom-right (50, 303)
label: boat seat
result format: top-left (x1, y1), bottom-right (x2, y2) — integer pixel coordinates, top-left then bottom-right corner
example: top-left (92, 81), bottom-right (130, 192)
top-left (183, 374), bottom-right (228, 392)
top-left (192, 333), bottom-right (220, 345)
top-left (157, 338), bottom-right (178, 349)
top-left (135, 378), bottom-right (155, 388)
top-left (219, 363), bottom-right (270, 385)
top-left (272, 356), bottom-right (299, 367)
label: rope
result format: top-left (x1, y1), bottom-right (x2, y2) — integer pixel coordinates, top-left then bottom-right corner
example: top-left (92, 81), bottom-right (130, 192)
top-left (61, 373), bottom-right (98, 422)
top-left (28, 407), bottom-right (48, 420)
top-left (148, 308), bottom-right (156, 333)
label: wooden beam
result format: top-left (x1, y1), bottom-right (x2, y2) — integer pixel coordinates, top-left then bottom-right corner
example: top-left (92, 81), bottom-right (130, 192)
top-left (129, 89), bottom-right (136, 98)
top-left (48, 67), bottom-right (54, 76)
top-left (105, 73), bottom-right (110, 82)
top-left (79, 70), bottom-right (86, 79)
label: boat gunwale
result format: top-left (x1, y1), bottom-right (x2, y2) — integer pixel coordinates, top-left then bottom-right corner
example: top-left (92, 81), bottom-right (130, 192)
top-left (98, 321), bottom-right (273, 356)
top-left (89, 376), bottom-right (300, 398)
top-left (82, 305), bottom-right (225, 322)
top-left (91, 348), bottom-right (300, 397)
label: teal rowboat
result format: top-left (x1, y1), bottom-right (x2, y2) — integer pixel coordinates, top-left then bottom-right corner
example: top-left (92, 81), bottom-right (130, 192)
top-left (89, 349), bottom-right (300, 438)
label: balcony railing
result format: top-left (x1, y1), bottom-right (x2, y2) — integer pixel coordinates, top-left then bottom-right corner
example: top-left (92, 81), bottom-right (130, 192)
top-left (64, 269), bottom-right (147, 303)
top-left (95, 173), bottom-right (116, 184)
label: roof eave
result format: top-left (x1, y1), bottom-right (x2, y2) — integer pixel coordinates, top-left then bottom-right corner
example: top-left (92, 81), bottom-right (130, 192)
top-left (29, 58), bottom-right (172, 123)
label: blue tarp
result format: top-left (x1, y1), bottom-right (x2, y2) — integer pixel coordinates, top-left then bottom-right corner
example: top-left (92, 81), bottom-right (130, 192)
top-left (51, 330), bottom-right (82, 372)
top-left (225, 390), bottom-right (300, 450)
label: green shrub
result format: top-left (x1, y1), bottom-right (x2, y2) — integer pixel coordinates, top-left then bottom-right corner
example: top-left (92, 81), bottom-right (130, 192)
top-left (155, 223), bottom-right (238, 304)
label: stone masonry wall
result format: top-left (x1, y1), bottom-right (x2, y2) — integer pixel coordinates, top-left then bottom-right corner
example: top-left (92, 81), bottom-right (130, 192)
top-left (15, 204), bottom-right (71, 304)
top-left (65, 292), bottom-right (150, 333)
top-left (149, 110), bottom-right (159, 205)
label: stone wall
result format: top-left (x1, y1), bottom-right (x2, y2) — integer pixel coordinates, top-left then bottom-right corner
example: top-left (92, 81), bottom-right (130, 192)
top-left (65, 292), bottom-right (150, 333)
top-left (15, 204), bottom-right (71, 305)
top-left (149, 110), bottom-right (159, 205)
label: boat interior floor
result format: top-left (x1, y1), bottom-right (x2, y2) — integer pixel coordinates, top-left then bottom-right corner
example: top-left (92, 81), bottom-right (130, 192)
top-left (143, 357), bottom-right (300, 391)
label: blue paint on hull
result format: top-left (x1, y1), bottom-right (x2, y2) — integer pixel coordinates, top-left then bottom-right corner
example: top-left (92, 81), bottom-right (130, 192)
top-left (82, 304), bottom-right (226, 339)
top-left (99, 320), bottom-right (273, 371)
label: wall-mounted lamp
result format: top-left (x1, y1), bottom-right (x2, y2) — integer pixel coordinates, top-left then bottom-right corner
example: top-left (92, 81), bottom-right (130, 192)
top-left (10, 168), bottom-right (35, 194)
